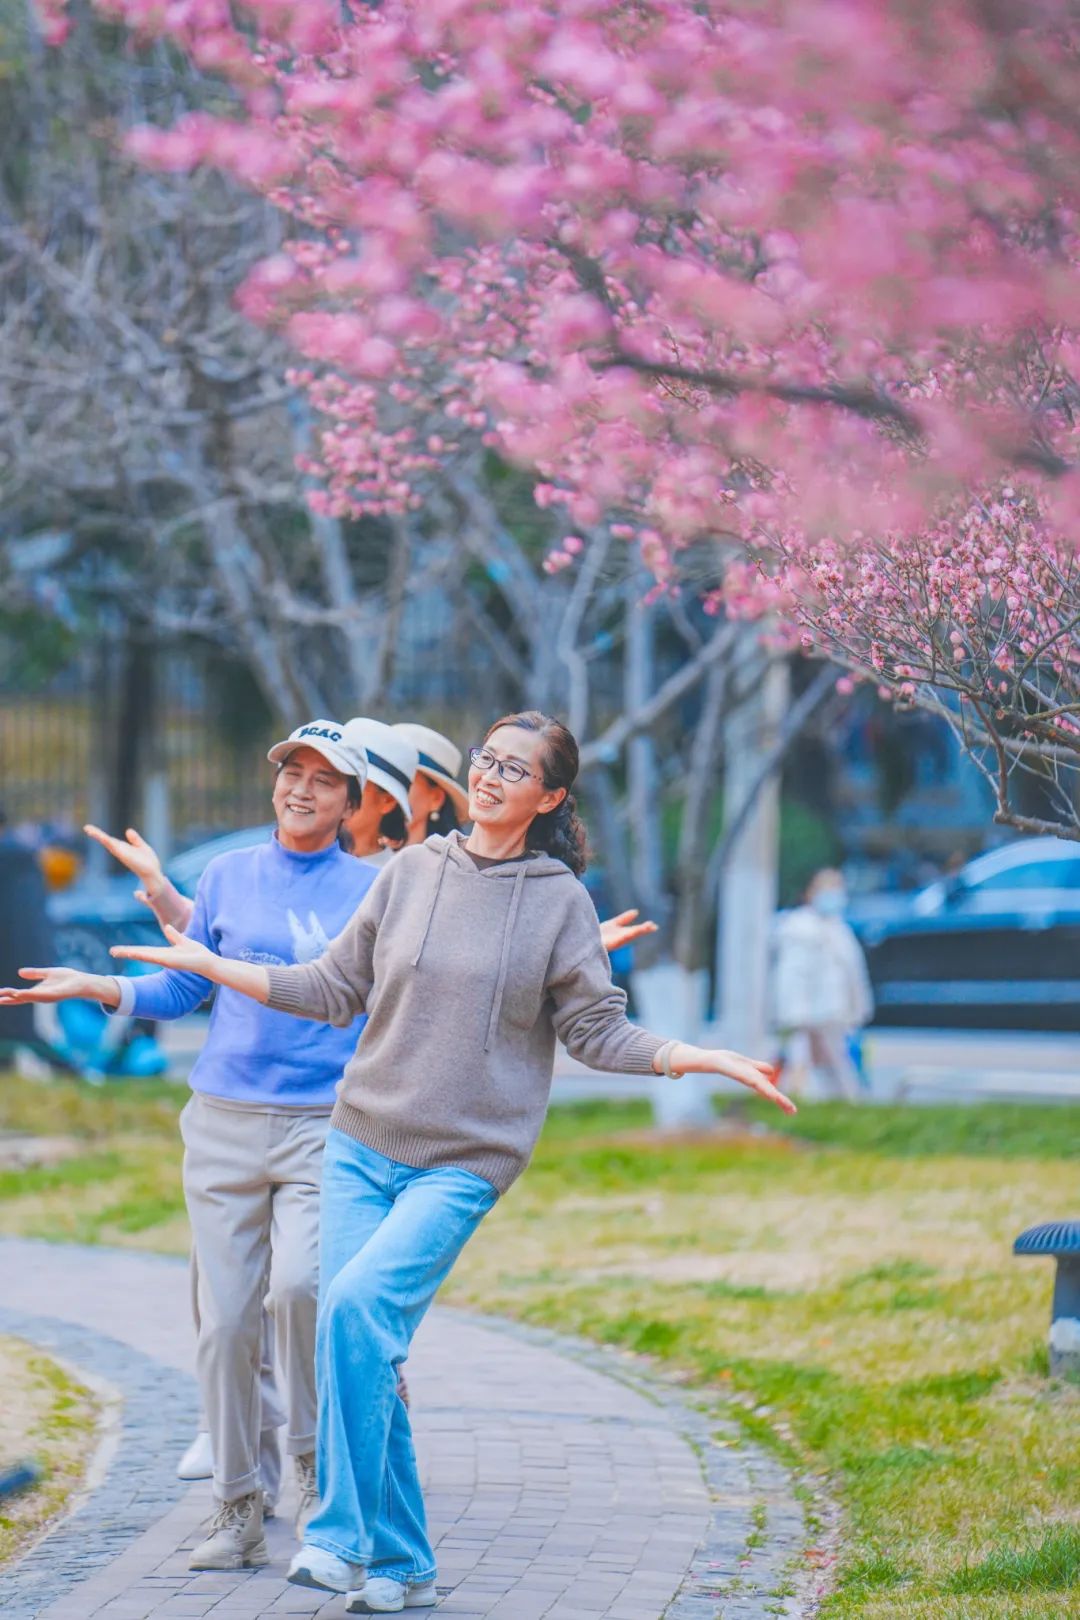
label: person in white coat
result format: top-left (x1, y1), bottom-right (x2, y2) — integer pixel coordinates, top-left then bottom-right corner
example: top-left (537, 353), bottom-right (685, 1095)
top-left (771, 868), bottom-right (873, 1101)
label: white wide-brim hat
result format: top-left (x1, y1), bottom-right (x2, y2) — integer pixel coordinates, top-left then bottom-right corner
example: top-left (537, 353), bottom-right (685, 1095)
top-left (392, 723), bottom-right (470, 819)
top-left (342, 717), bottom-right (418, 820)
top-left (267, 719), bottom-right (368, 784)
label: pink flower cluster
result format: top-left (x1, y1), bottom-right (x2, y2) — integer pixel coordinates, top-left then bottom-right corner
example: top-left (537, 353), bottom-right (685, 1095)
top-left (33, 0), bottom-right (1080, 709)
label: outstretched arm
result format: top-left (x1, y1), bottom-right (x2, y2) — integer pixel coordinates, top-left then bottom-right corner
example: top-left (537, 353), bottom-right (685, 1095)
top-left (109, 926), bottom-right (271, 1004)
top-left (549, 896), bottom-right (795, 1115)
top-left (112, 881), bottom-right (379, 1029)
top-left (84, 824), bottom-right (194, 933)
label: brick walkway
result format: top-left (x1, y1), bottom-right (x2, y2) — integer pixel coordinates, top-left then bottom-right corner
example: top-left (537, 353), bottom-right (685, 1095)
top-left (0, 1240), bottom-right (807, 1619)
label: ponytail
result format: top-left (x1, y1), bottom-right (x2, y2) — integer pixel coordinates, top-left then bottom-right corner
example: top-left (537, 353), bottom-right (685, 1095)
top-left (526, 790), bottom-right (588, 877)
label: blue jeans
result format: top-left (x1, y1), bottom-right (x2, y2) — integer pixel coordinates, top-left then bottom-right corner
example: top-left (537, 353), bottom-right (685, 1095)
top-left (305, 1129), bottom-right (499, 1578)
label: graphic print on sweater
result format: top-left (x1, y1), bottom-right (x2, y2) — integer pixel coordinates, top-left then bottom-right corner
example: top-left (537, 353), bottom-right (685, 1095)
top-left (237, 908), bottom-right (332, 968)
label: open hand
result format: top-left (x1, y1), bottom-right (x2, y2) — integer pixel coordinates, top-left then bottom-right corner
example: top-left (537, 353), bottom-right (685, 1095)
top-left (599, 909), bottom-right (658, 953)
top-left (0, 967), bottom-right (101, 1005)
top-left (85, 824), bottom-right (164, 898)
top-left (715, 1051), bottom-right (796, 1114)
top-left (665, 1043), bottom-right (797, 1115)
top-left (111, 924), bottom-right (215, 977)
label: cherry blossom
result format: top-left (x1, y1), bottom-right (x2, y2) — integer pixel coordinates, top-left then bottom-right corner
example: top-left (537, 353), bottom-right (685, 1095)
top-left (31, 0), bottom-right (1080, 830)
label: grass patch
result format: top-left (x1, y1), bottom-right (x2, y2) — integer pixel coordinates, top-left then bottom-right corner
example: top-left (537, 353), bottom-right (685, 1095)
top-left (0, 1335), bottom-right (99, 1569)
top-left (759, 1098), bottom-right (1080, 1159)
top-left (841, 1552), bottom-right (916, 1594)
top-left (946, 1525), bottom-right (1080, 1594)
top-left (1, 1076), bottom-right (1078, 1614)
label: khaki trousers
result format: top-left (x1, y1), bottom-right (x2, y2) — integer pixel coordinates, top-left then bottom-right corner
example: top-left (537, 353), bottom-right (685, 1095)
top-left (189, 1250), bottom-right (284, 1507)
top-left (180, 1092), bottom-right (329, 1502)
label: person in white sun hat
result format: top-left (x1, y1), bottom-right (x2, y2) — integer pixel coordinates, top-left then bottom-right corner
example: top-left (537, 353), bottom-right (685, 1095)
top-left (3, 720), bottom-right (374, 1572)
top-left (339, 719), bottom-right (419, 867)
top-left (393, 723), bottom-right (470, 844)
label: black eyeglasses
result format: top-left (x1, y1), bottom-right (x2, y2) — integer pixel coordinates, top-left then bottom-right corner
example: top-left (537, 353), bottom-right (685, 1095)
top-left (468, 746), bottom-right (543, 786)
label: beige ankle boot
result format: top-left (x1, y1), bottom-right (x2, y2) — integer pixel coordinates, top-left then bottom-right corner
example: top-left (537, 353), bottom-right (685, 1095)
top-left (189, 1489), bottom-right (268, 1571)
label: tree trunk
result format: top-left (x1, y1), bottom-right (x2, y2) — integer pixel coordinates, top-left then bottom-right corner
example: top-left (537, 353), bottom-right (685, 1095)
top-left (624, 581), bottom-right (667, 923)
top-left (715, 650), bottom-right (789, 1057)
top-left (673, 657), bottom-right (726, 971)
top-left (108, 635), bottom-right (156, 837)
top-left (633, 961), bottom-right (715, 1128)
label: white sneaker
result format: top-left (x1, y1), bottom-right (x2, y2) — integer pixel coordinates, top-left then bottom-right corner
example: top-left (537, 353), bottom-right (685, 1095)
top-left (288, 1545), bottom-right (365, 1594)
top-left (294, 1452), bottom-right (318, 1539)
top-left (177, 1431), bottom-right (213, 1481)
top-left (188, 1491), bottom-right (268, 1571)
top-left (347, 1578), bottom-right (438, 1613)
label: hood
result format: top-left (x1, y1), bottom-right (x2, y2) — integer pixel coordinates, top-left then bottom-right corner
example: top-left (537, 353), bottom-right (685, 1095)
top-left (430, 828), bottom-right (575, 881)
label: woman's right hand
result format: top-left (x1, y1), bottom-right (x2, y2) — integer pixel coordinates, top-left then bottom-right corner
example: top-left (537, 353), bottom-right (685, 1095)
top-left (85, 823), bottom-right (164, 890)
top-left (85, 824), bottom-right (194, 931)
top-left (84, 823), bottom-right (165, 900)
top-left (0, 967), bottom-right (119, 1007)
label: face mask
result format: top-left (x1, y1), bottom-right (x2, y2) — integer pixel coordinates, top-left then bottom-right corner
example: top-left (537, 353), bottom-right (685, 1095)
top-left (811, 889), bottom-right (847, 917)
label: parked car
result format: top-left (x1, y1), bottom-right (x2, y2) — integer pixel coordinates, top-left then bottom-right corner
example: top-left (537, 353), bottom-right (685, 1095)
top-left (853, 837), bottom-right (1080, 1030)
top-left (48, 826), bottom-right (272, 976)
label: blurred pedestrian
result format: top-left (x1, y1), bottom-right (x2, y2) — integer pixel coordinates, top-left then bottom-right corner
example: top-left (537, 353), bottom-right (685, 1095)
top-left (772, 868), bottom-right (873, 1102)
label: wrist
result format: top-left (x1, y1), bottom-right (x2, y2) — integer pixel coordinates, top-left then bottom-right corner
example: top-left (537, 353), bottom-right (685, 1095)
top-left (654, 1040), bottom-right (690, 1078)
top-left (87, 973), bottom-right (121, 1008)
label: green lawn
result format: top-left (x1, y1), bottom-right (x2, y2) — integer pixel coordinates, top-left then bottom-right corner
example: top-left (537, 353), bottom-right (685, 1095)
top-left (1, 1075), bottom-right (1077, 1615)
top-left (0, 1334), bottom-right (99, 1569)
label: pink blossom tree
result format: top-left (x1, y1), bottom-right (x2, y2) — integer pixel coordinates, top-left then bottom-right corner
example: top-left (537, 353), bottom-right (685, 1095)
top-left (768, 490), bottom-right (1080, 839)
top-left (34, 0), bottom-right (1080, 834)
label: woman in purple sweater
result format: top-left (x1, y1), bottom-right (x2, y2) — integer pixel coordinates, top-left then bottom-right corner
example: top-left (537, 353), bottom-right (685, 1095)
top-left (82, 711), bottom-right (794, 1616)
top-left (0, 721), bottom-right (373, 1572)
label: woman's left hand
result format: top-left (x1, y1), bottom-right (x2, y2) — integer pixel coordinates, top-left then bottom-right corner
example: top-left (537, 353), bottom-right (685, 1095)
top-left (661, 1043), bottom-right (796, 1114)
top-left (599, 910), bottom-right (658, 953)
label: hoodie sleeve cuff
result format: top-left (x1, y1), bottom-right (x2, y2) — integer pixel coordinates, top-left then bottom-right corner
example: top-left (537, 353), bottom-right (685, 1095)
top-left (618, 1027), bottom-right (668, 1075)
top-left (265, 965), bottom-right (323, 1018)
top-left (103, 976), bottom-right (136, 1017)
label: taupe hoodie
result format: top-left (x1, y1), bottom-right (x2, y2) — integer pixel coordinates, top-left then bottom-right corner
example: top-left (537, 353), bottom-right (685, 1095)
top-left (265, 831), bottom-right (665, 1191)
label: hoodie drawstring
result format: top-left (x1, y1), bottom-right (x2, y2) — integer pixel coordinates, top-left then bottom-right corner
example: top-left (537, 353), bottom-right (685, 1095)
top-left (411, 839), bottom-right (452, 967)
top-left (484, 862), bottom-right (528, 1052)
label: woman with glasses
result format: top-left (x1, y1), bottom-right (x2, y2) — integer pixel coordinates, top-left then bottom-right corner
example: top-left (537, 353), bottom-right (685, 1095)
top-left (90, 708), bottom-right (796, 1615)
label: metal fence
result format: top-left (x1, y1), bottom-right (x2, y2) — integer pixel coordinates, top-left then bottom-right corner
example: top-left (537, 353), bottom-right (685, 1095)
top-left (0, 655), bottom-right (270, 852)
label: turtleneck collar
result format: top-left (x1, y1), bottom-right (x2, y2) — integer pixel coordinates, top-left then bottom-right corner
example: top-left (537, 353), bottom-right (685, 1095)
top-left (267, 830), bottom-right (344, 868)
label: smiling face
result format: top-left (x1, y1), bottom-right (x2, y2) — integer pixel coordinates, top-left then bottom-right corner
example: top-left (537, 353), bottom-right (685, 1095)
top-left (272, 746), bottom-right (353, 852)
top-left (468, 725), bottom-right (566, 843)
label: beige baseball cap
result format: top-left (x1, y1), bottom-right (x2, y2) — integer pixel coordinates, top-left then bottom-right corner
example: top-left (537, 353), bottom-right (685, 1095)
top-left (267, 719), bottom-right (368, 783)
